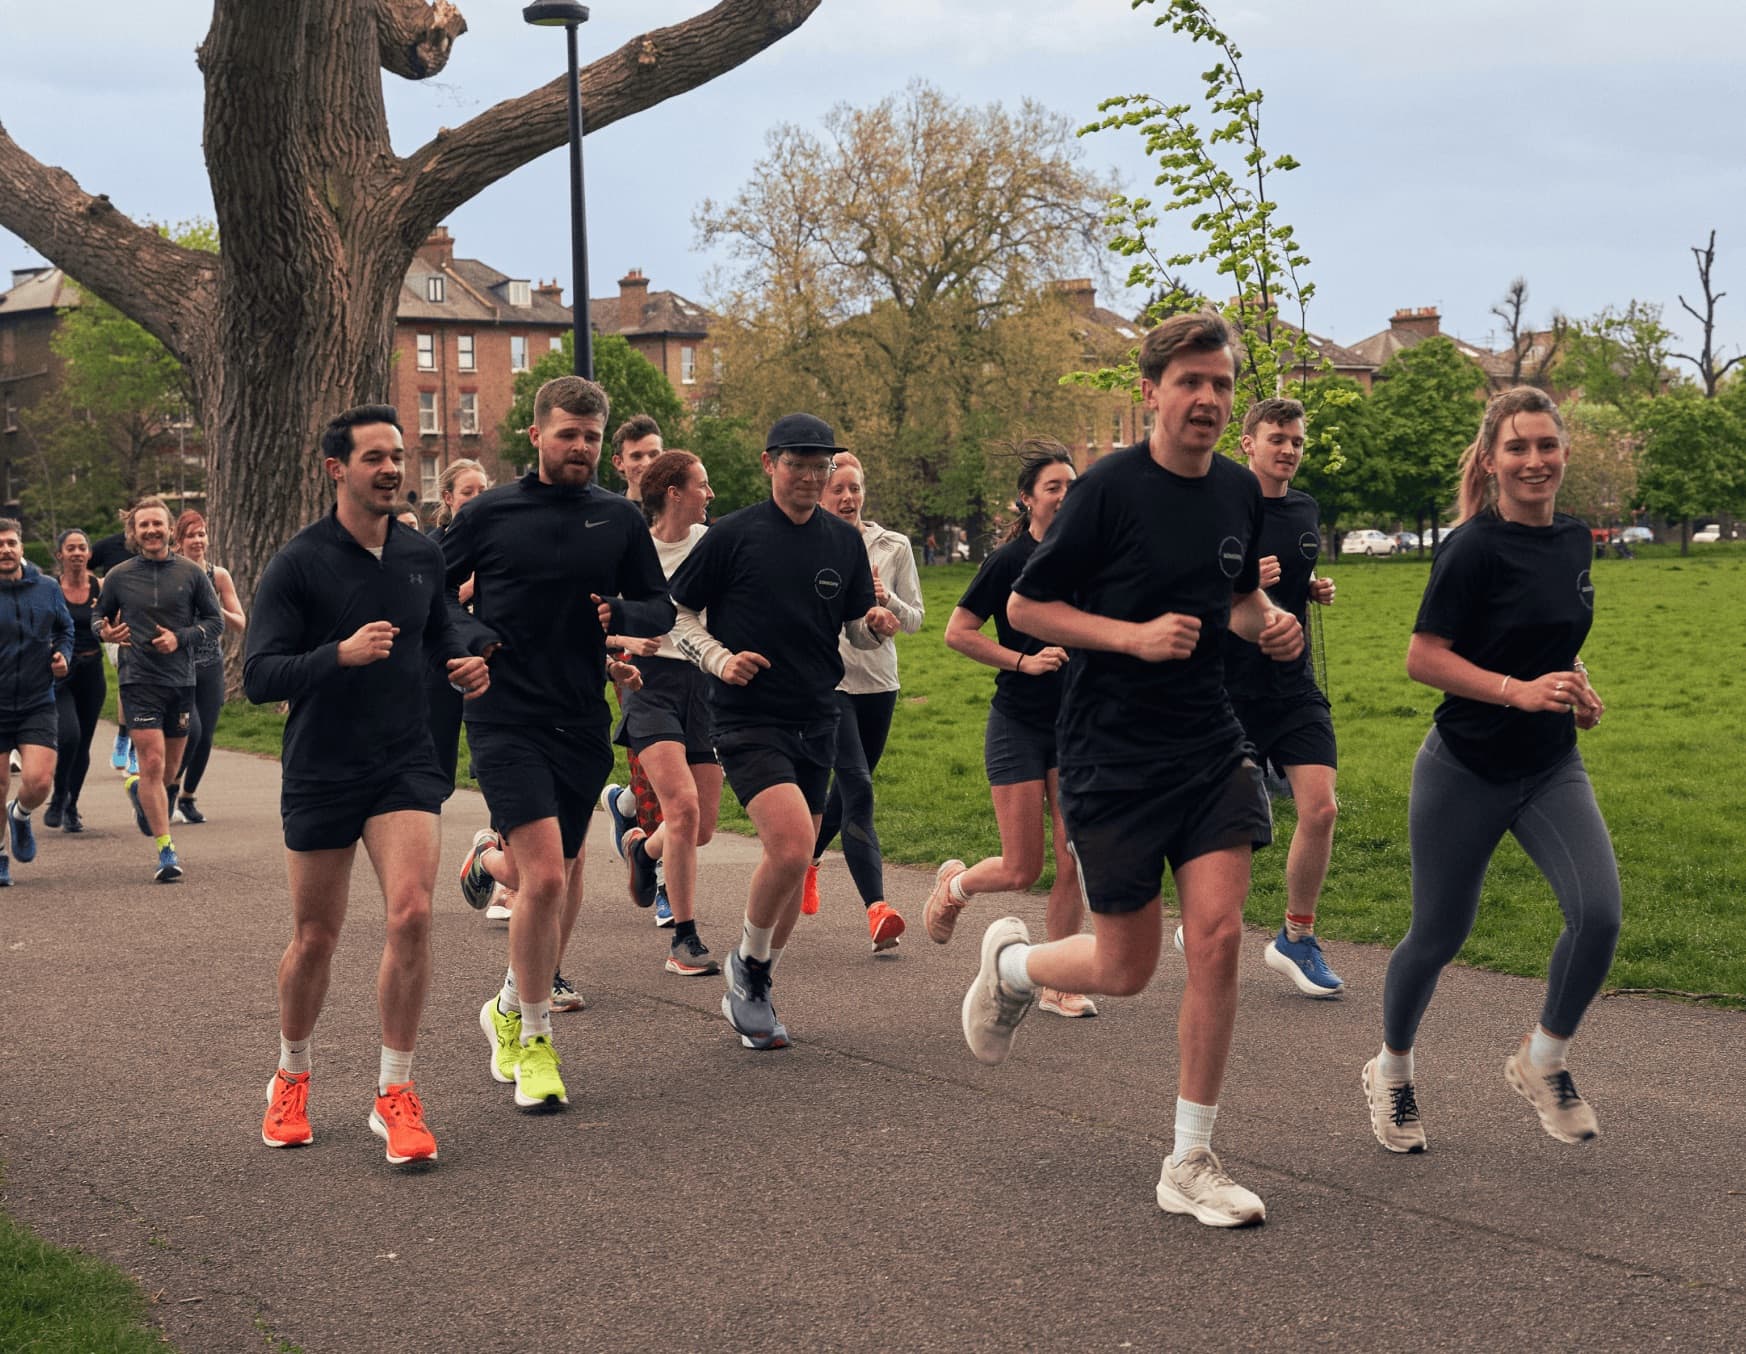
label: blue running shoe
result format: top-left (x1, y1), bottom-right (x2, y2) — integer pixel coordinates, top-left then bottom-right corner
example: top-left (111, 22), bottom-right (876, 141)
top-left (8, 800), bottom-right (36, 863)
top-left (1263, 926), bottom-right (1344, 997)
top-left (653, 886), bottom-right (674, 928)
top-left (124, 775), bottom-right (151, 836)
top-left (599, 782), bottom-right (635, 862)
top-left (722, 950), bottom-right (789, 1050)
top-left (155, 844), bottom-right (183, 883)
top-left (0, 853), bottom-right (11, 887)
top-left (111, 732), bottom-right (130, 771)
top-left (125, 743), bottom-right (138, 776)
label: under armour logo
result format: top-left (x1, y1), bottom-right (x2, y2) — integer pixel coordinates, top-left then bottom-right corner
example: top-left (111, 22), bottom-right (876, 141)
top-left (409, 572), bottom-right (424, 585)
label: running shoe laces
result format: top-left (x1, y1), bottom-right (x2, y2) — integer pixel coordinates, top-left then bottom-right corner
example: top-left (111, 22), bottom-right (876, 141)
top-left (266, 1073), bottom-right (310, 1133)
top-left (740, 954), bottom-right (773, 1001)
top-left (1389, 1081), bottom-right (1421, 1128)
top-left (1548, 1069), bottom-right (1584, 1110)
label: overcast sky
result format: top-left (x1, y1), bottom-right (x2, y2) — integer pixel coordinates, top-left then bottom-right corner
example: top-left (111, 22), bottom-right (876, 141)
top-left (3, 0), bottom-right (1743, 364)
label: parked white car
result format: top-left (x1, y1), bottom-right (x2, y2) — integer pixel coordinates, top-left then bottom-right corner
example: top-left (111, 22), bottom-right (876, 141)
top-left (1693, 524), bottom-right (1723, 543)
top-left (1341, 529), bottom-right (1397, 557)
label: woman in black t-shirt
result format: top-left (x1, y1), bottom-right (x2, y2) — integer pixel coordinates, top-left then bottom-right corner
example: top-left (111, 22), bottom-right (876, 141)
top-left (1363, 387), bottom-right (1621, 1156)
top-left (47, 530), bottom-right (104, 833)
top-left (924, 441), bottom-right (1095, 1018)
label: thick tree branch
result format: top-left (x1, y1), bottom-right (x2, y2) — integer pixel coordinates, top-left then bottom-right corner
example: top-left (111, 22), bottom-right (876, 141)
top-left (394, 0), bottom-right (821, 235)
top-left (377, 0), bottom-right (468, 80)
top-left (0, 121), bottom-right (213, 360)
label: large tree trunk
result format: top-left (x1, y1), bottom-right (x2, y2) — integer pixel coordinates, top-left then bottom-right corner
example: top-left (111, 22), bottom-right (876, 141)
top-left (0, 0), bottom-right (822, 616)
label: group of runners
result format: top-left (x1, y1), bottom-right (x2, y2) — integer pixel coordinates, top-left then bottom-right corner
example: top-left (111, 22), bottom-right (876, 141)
top-left (0, 499), bottom-right (243, 889)
top-left (233, 310), bottom-right (1619, 1228)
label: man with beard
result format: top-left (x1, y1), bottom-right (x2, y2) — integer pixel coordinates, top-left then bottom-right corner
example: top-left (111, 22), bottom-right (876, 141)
top-left (0, 518), bottom-right (73, 886)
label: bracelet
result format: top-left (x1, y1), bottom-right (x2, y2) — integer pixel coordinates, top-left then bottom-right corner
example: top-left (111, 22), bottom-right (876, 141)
top-left (1015, 653), bottom-right (1025, 674)
top-left (1499, 674), bottom-right (1513, 703)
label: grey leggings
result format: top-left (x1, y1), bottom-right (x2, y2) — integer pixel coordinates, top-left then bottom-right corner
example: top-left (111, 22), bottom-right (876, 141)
top-left (1383, 728), bottom-right (1622, 1049)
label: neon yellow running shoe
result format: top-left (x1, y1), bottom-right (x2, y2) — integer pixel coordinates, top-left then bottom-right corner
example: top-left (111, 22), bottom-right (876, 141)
top-left (478, 996), bottom-right (521, 1085)
top-left (513, 1035), bottom-right (567, 1110)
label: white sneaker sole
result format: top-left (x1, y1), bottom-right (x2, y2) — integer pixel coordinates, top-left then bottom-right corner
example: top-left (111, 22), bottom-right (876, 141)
top-left (512, 1069), bottom-right (568, 1109)
top-left (1155, 1176), bottom-right (1265, 1227)
top-left (479, 999), bottom-right (517, 1084)
top-left (368, 1108), bottom-right (437, 1165)
top-left (1263, 940), bottom-right (1344, 997)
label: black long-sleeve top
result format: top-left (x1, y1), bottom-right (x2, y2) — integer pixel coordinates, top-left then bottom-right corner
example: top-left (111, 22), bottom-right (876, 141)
top-left (439, 473), bottom-right (675, 730)
top-left (243, 512), bottom-right (468, 785)
top-left (95, 553), bottom-right (223, 689)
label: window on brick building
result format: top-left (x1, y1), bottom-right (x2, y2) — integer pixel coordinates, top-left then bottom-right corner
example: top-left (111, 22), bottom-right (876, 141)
top-left (457, 334), bottom-right (475, 371)
top-left (507, 280), bottom-right (531, 308)
top-left (418, 391), bottom-right (439, 435)
top-left (459, 392), bottom-right (479, 436)
top-left (417, 333), bottom-right (435, 371)
top-left (3, 403), bottom-right (16, 434)
top-left (426, 275), bottom-right (446, 303)
top-left (510, 336), bottom-right (528, 372)
top-left (550, 336), bottom-right (563, 351)
top-left (681, 346), bottom-right (697, 385)
top-left (421, 456), bottom-right (440, 502)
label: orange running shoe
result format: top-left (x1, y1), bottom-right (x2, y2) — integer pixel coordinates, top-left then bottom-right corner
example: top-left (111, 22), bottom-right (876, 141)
top-left (867, 901), bottom-right (906, 952)
top-left (801, 862), bottom-right (821, 916)
top-left (370, 1081), bottom-right (438, 1165)
top-left (262, 1069), bottom-right (313, 1148)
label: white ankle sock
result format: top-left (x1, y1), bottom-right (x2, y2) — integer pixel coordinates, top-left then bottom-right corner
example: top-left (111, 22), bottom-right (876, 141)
top-left (498, 964), bottom-right (519, 1016)
top-left (616, 786), bottom-right (637, 818)
top-left (1527, 1027), bottom-right (1569, 1070)
top-left (9, 799), bottom-right (28, 820)
top-left (996, 942), bottom-right (1034, 995)
top-left (740, 918), bottom-right (775, 962)
top-left (378, 1046), bottom-right (413, 1093)
top-left (279, 1035), bottom-right (311, 1075)
top-left (1378, 1045), bottom-right (1413, 1081)
top-left (949, 872), bottom-right (971, 904)
top-left (520, 999), bottom-right (552, 1042)
top-left (1170, 1098), bottom-right (1218, 1163)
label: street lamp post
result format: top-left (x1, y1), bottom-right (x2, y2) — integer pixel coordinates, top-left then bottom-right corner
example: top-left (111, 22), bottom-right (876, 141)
top-left (522, 1), bottom-right (592, 380)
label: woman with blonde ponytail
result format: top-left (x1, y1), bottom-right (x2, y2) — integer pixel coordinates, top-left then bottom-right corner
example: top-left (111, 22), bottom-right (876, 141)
top-left (1362, 386), bottom-right (1621, 1155)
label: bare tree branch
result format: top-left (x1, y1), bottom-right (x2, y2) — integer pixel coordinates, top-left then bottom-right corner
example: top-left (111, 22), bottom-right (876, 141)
top-left (1671, 229), bottom-right (1741, 396)
top-left (0, 122), bottom-right (214, 359)
top-left (376, 0), bottom-right (468, 79)
top-left (393, 0), bottom-right (821, 235)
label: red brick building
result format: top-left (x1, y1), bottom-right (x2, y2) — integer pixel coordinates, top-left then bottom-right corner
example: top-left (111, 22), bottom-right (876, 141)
top-left (589, 269), bottom-right (718, 406)
top-left (0, 266), bottom-right (79, 510)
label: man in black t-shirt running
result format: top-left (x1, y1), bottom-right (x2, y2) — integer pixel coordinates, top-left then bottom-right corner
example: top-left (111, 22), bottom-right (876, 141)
top-left (668, 413), bottom-right (897, 1050)
top-left (1217, 397), bottom-right (1344, 997)
top-left (962, 313), bottom-right (1303, 1228)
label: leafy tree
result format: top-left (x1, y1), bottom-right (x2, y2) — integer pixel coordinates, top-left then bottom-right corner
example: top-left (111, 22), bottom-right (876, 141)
top-left (696, 81), bottom-right (1111, 537)
top-left (1559, 401), bottom-right (1640, 530)
top-left (1555, 300), bottom-right (1673, 406)
top-left (1288, 376), bottom-right (1377, 544)
top-left (0, 1), bottom-right (822, 604)
top-left (499, 332), bottom-right (687, 493)
top-left (1635, 386), bottom-right (1745, 549)
top-left (1358, 337), bottom-right (1487, 543)
top-left (685, 408), bottom-right (768, 519)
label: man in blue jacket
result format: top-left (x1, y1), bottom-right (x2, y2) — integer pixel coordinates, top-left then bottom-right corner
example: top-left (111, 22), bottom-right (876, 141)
top-left (0, 517), bottom-right (74, 887)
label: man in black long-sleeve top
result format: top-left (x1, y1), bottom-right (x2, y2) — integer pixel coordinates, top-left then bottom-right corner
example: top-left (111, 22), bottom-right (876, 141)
top-left (442, 375), bottom-right (674, 1112)
top-left (244, 405), bottom-right (489, 1167)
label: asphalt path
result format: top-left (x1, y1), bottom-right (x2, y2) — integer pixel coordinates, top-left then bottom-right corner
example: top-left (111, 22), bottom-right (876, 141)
top-left (1, 727), bottom-right (1742, 1352)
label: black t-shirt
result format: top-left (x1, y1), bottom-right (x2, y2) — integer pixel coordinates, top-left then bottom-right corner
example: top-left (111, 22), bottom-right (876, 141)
top-left (440, 474), bottom-right (673, 732)
top-left (1413, 511), bottom-right (1594, 780)
top-left (1223, 487), bottom-right (1322, 701)
top-left (1012, 443), bottom-right (1263, 785)
top-left (61, 576), bottom-right (101, 657)
top-left (667, 498), bottom-right (877, 731)
top-left (957, 532), bottom-right (1061, 730)
top-left (89, 532), bottom-right (131, 575)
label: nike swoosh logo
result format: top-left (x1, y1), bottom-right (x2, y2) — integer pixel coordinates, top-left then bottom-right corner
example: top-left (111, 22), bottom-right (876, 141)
top-left (585, 519), bottom-right (606, 529)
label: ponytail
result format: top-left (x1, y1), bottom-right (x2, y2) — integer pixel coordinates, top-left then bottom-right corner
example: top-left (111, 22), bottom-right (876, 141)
top-left (1450, 386), bottom-right (1566, 527)
top-left (999, 436), bottom-right (1075, 545)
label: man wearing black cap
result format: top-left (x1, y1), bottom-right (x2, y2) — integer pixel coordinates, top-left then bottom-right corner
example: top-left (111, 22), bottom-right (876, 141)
top-left (668, 413), bottom-right (899, 1049)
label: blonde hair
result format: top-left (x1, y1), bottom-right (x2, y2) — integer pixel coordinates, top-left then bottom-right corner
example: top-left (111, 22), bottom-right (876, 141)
top-left (1452, 387), bottom-right (1567, 525)
top-left (125, 496), bottom-right (172, 550)
top-left (435, 459), bottom-right (488, 527)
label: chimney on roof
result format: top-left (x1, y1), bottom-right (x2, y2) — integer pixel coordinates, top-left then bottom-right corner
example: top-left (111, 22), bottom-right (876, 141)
top-left (618, 268), bottom-right (650, 317)
top-left (1051, 278), bottom-right (1097, 317)
top-left (416, 225), bottom-right (456, 268)
top-left (535, 279), bottom-right (565, 304)
top-left (1390, 306), bottom-right (1441, 340)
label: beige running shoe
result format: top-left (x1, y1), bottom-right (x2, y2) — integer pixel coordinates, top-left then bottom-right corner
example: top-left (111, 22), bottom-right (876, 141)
top-left (960, 916), bottom-right (1034, 1064)
top-left (1504, 1039), bottom-right (1599, 1144)
top-left (1362, 1056), bottom-right (1427, 1153)
top-left (1037, 987), bottom-right (1099, 1018)
top-left (1155, 1147), bottom-right (1265, 1227)
top-left (924, 859), bottom-right (968, 944)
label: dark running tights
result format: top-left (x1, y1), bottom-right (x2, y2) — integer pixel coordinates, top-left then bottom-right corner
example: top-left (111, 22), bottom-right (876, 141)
top-left (1384, 728), bottom-right (1622, 1049)
top-left (179, 659), bottom-right (227, 796)
top-left (813, 689), bottom-right (899, 907)
top-left (53, 656), bottom-right (106, 808)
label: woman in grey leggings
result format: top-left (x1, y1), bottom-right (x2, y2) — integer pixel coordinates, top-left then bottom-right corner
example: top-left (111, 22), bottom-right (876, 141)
top-left (1362, 386), bottom-right (1620, 1154)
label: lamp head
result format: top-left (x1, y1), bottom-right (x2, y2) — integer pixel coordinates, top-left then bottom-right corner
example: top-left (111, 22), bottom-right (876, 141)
top-left (522, 1), bottom-right (589, 26)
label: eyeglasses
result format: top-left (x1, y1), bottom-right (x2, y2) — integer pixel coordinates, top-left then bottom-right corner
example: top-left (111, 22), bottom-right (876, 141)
top-left (776, 455), bottom-right (836, 480)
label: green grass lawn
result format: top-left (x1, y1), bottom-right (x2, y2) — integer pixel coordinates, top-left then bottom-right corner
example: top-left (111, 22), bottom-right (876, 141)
top-left (181, 545), bottom-right (1745, 999)
top-left (0, 1192), bottom-right (167, 1351)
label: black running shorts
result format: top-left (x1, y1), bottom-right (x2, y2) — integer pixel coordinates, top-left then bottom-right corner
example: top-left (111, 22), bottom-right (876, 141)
top-left (714, 722), bottom-right (836, 813)
top-left (983, 705), bottom-right (1058, 787)
top-left (614, 656), bottom-right (716, 764)
top-left (1061, 753), bottom-right (1273, 914)
top-left (468, 720), bottom-right (612, 860)
top-left (281, 761), bottom-right (448, 853)
top-left (0, 703), bottom-right (59, 752)
top-left (1230, 693), bottom-right (1338, 772)
top-left (121, 682), bottom-right (193, 737)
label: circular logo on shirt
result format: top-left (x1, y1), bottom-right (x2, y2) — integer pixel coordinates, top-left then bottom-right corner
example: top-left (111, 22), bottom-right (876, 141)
top-left (1298, 530), bottom-right (1320, 561)
top-left (1217, 536), bottom-right (1245, 579)
top-left (814, 568), bottom-right (843, 600)
top-left (1576, 569), bottom-right (1594, 611)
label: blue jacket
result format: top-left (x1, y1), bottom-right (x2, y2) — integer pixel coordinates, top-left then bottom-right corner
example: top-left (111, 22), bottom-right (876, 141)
top-left (0, 563), bottom-right (74, 715)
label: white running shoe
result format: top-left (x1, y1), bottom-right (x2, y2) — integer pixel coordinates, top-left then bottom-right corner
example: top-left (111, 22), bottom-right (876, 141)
top-left (1155, 1147), bottom-right (1266, 1227)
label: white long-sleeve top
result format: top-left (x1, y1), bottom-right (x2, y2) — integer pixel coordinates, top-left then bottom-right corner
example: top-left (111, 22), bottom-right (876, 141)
top-left (838, 519), bottom-right (924, 694)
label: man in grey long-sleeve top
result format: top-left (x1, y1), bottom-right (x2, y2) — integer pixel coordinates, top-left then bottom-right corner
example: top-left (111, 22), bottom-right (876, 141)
top-left (95, 496), bottom-right (222, 882)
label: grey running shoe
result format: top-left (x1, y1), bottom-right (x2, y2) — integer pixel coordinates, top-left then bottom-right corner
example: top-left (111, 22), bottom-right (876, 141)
top-left (960, 916), bottom-right (1034, 1065)
top-left (1504, 1040), bottom-right (1599, 1143)
top-left (666, 932), bottom-right (721, 977)
top-left (1155, 1147), bottom-right (1266, 1227)
top-left (550, 973), bottom-right (585, 1013)
top-left (722, 950), bottom-right (788, 1050)
top-left (1362, 1056), bottom-right (1427, 1153)
top-left (459, 827), bottom-right (498, 910)
top-left (923, 859), bottom-right (968, 944)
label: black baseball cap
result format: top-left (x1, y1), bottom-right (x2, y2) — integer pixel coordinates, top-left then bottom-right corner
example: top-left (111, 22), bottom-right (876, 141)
top-left (765, 412), bottom-right (846, 454)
